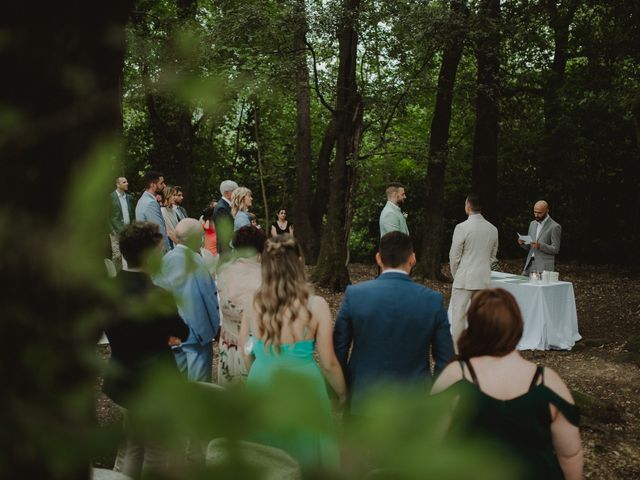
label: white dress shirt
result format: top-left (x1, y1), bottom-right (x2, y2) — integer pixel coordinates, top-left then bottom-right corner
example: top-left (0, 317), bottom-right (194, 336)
top-left (117, 190), bottom-right (130, 225)
top-left (535, 215), bottom-right (549, 241)
top-left (381, 268), bottom-right (409, 276)
top-left (533, 215), bottom-right (549, 258)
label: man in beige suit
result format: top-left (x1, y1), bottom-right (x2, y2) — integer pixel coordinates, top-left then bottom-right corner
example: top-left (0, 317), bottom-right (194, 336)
top-left (449, 194), bottom-right (499, 347)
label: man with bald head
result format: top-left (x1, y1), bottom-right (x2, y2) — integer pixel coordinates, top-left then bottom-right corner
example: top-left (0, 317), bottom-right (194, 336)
top-left (518, 200), bottom-right (562, 275)
top-left (154, 218), bottom-right (220, 382)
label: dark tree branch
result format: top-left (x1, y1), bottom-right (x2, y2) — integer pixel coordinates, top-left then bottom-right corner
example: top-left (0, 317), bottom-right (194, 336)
top-left (305, 39), bottom-right (335, 114)
top-left (359, 53), bottom-right (434, 159)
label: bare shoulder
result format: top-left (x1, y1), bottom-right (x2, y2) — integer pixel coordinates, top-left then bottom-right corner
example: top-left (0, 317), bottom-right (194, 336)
top-left (543, 367), bottom-right (575, 404)
top-left (311, 295), bottom-right (330, 315)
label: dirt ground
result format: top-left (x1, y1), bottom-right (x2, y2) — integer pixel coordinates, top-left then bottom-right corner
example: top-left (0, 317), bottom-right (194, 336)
top-left (96, 259), bottom-right (640, 478)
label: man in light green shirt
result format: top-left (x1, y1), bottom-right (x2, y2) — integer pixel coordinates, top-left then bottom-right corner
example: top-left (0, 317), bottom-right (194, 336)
top-left (379, 183), bottom-right (409, 237)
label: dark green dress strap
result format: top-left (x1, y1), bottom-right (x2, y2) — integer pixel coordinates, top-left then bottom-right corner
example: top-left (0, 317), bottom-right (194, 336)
top-left (528, 365), bottom-right (544, 391)
top-left (463, 360), bottom-right (480, 386)
top-left (545, 387), bottom-right (580, 426)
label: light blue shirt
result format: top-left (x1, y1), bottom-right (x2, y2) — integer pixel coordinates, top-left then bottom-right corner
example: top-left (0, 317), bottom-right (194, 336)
top-left (154, 245), bottom-right (220, 346)
top-left (135, 191), bottom-right (170, 250)
top-left (234, 210), bottom-right (251, 231)
top-left (379, 201), bottom-right (409, 237)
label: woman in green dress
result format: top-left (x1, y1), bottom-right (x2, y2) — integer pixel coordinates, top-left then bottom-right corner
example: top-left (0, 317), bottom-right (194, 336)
top-left (432, 289), bottom-right (583, 480)
top-left (239, 235), bottom-right (347, 471)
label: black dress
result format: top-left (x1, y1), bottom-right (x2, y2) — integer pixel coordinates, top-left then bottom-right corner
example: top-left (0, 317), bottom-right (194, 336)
top-left (271, 220), bottom-right (293, 235)
top-left (447, 360), bottom-right (580, 480)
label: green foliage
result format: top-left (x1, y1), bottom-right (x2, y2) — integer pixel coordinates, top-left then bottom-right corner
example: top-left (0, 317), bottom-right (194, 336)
top-left (107, 368), bottom-right (518, 479)
top-left (119, 0), bottom-right (640, 262)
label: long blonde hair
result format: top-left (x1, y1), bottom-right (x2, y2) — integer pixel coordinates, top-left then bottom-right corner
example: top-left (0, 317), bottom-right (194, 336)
top-left (162, 185), bottom-right (176, 207)
top-left (253, 235), bottom-right (312, 352)
top-left (231, 187), bottom-right (252, 216)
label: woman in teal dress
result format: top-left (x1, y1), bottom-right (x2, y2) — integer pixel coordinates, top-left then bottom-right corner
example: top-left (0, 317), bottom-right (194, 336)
top-left (239, 235), bottom-right (347, 471)
top-left (432, 289), bottom-right (583, 480)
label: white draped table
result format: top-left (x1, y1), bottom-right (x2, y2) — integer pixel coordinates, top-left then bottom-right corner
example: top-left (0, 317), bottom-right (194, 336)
top-left (489, 271), bottom-right (581, 350)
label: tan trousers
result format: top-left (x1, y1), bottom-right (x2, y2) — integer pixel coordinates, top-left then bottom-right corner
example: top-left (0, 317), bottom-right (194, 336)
top-left (109, 233), bottom-right (127, 271)
top-left (450, 288), bottom-right (478, 350)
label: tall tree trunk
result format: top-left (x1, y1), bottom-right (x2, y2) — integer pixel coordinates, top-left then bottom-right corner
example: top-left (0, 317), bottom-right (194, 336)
top-left (417, 0), bottom-right (468, 280)
top-left (253, 105), bottom-right (270, 225)
top-left (0, 3), bottom-right (131, 479)
top-left (310, 118), bottom-right (336, 252)
top-left (135, 0), bottom-right (198, 212)
top-left (542, 0), bottom-right (579, 218)
top-left (312, 0), bottom-right (362, 291)
top-left (292, 0), bottom-right (316, 260)
top-left (471, 0), bottom-right (501, 228)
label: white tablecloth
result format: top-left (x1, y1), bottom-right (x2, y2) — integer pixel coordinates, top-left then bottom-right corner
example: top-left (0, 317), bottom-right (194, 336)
top-left (490, 272), bottom-right (581, 350)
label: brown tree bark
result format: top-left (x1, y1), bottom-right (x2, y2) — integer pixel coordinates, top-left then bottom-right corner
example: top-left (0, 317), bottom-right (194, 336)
top-left (291, 0), bottom-right (317, 260)
top-left (542, 0), bottom-right (579, 216)
top-left (309, 118), bottom-right (336, 258)
top-left (417, 0), bottom-right (468, 280)
top-left (0, 3), bottom-right (131, 479)
top-left (135, 0), bottom-right (199, 212)
top-left (471, 0), bottom-right (501, 228)
top-left (253, 105), bottom-right (270, 225)
top-left (312, 0), bottom-right (362, 291)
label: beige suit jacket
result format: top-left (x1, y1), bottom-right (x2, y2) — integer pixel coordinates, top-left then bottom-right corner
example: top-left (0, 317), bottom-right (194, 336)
top-left (449, 213), bottom-right (499, 290)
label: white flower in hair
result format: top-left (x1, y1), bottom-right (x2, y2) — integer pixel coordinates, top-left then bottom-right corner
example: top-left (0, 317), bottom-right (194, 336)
top-left (402, 211), bottom-right (408, 219)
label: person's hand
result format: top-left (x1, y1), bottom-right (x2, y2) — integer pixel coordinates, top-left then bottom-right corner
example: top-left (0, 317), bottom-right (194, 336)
top-left (531, 241), bottom-right (541, 249)
top-left (167, 336), bottom-right (182, 346)
top-left (517, 239), bottom-right (524, 245)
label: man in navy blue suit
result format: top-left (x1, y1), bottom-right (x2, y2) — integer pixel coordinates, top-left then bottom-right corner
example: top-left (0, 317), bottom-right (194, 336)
top-left (333, 232), bottom-right (454, 410)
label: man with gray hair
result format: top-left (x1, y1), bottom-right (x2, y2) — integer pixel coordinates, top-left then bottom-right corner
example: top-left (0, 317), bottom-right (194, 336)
top-left (154, 218), bottom-right (220, 382)
top-left (213, 180), bottom-right (238, 254)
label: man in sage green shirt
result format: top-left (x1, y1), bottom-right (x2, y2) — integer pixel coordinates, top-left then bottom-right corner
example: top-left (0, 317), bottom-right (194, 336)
top-left (379, 182), bottom-right (409, 237)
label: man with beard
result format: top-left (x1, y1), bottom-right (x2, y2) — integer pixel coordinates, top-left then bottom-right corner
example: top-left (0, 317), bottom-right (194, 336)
top-left (174, 185), bottom-right (188, 220)
top-left (379, 182), bottom-right (409, 237)
top-left (519, 200), bottom-right (562, 275)
top-left (135, 170), bottom-right (170, 251)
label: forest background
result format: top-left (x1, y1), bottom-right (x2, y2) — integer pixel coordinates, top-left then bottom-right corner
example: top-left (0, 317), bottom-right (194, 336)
top-left (121, 0), bottom-right (640, 289)
top-left (2, 1), bottom-right (640, 479)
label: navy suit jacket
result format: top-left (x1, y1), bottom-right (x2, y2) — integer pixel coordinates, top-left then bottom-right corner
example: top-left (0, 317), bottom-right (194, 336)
top-left (333, 272), bottom-right (454, 408)
top-left (213, 198), bottom-right (233, 254)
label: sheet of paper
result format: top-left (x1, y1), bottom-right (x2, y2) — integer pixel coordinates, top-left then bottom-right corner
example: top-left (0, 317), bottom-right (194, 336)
top-left (518, 233), bottom-right (532, 245)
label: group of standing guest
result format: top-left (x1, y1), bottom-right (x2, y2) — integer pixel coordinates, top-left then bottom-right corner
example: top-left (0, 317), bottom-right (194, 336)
top-left (103, 172), bottom-right (578, 478)
top-left (374, 184), bottom-right (579, 478)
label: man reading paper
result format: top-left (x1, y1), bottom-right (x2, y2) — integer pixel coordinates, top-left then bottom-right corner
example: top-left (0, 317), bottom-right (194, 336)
top-left (518, 200), bottom-right (562, 275)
